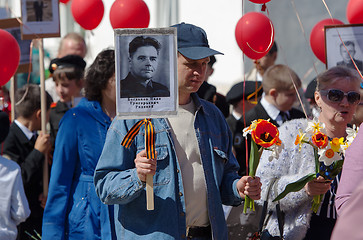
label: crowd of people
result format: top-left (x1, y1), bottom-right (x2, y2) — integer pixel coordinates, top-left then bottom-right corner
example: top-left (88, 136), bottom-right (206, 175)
top-left (0, 22), bottom-right (363, 240)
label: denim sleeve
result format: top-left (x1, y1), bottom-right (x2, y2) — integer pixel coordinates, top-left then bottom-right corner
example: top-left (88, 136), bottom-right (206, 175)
top-left (94, 119), bottom-right (145, 205)
top-left (42, 110), bottom-right (79, 239)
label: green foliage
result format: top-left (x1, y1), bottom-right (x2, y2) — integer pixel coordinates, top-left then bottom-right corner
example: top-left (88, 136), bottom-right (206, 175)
top-left (273, 173), bottom-right (316, 202)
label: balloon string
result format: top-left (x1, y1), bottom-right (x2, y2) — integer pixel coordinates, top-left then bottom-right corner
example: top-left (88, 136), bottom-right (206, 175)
top-left (320, 0), bottom-right (334, 20)
top-left (277, 42), bottom-right (308, 119)
top-left (302, 62), bottom-right (319, 82)
top-left (290, 0), bottom-right (319, 77)
top-left (26, 41), bottom-right (35, 85)
top-left (241, 0), bottom-right (250, 175)
top-left (320, 0), bottom-right (363, 81)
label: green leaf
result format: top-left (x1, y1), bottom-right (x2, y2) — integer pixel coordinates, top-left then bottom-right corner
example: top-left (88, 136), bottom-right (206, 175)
top-left (273, 173), bottom-right (316, 202)
top-left (249, 140), bottom-right (260, 177)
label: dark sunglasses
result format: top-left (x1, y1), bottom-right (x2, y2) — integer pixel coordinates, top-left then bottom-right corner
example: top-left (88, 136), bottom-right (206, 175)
top-left (320, 89), bottom-right (360, 104)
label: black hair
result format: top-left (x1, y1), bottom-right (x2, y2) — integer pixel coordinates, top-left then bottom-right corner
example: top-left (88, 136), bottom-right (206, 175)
top-left (85, 49), bottom-right (115, 103)
top-left (340, 40), bottom-right (355, 49)
top-left (208, 55), bottom-right (216, 67)
top-left (15, 84), bottom-right (52, 119)
top-left (268, 41), bottom-right (278, 55)
top-left (129, 36), bottom-right (161, 57)
top-left (53, 67), bottom-right (84, 84)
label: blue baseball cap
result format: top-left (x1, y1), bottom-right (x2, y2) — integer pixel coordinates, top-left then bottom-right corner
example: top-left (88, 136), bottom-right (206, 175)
top-left (171, 22), bottom-right (223, 60)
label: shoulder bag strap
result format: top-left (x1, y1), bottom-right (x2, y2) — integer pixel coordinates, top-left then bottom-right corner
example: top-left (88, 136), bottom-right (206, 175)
top-left (258, 178), bottom-right (277, 232)
top-left (274, 179), bottom-right (284, 238)
top-left (258, 178), bottom-right (285, 238)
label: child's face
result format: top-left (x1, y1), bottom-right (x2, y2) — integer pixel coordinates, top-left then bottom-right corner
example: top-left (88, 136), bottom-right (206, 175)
top-left (275, 88), bottom-right (297, 112)
top-left (55, 78), bottom-right (82, 103)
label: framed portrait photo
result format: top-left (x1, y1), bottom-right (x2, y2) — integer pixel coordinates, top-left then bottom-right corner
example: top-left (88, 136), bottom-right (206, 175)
top-left (325, 24), bottom-right (363, 73)
top-left (20, 0), bottom-right (60, 39)
top-left (0, 18), bottom-right (32, 73)
top-left (115, 27), bottom-right (178, 119)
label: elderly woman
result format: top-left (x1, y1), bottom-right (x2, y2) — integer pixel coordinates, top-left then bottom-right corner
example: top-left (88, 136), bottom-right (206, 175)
top-left (42, 49), bottom-right (116, 239)
top-left (255, 66), bottom-right (361, 240)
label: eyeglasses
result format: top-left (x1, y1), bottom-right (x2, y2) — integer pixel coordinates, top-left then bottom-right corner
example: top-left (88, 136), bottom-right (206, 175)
top-left (320, 89), bottom-right (360, 105)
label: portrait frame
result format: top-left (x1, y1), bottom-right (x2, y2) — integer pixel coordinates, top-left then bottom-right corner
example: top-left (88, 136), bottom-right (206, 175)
top-left (0, 18), bottom-right (32, 73)
top-left (115, 27), bottom-right (178, 119)
top-left (325, 24), bottom-right (363, 72)
top-left (20, 0), bottom-right (60, 39)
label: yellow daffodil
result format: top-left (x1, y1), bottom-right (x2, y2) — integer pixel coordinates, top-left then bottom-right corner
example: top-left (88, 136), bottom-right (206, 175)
top-left (295, 129), bottom-right (308, 151)
top-left (306, 118), bottom-right (325, 135)
top-left (330, 137), bottom-right (344, 152)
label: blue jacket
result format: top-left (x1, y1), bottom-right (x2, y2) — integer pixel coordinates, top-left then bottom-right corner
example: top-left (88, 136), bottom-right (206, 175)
top-left (43, 98), bottom-right (114, 240)
top-left (94, 94), bottom-right (242, 239)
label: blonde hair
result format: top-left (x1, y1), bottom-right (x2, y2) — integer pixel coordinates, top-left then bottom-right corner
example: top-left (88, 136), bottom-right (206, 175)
top-left (262, 64), bottom-right (301, 94)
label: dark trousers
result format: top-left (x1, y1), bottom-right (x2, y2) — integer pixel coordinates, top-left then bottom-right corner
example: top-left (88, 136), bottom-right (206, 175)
top-left (303, 214), bottom-right (336, 240)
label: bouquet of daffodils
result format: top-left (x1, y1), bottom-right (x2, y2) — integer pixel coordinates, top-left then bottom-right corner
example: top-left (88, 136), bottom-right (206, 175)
top-left (243, 119), bottom-right (283, 213)
top-left (273, 118), bottom-right (358, 212)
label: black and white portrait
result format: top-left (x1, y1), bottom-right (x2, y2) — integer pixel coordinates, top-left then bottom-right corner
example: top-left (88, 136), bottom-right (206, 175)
top-left (26, 0), bottom-right (52, 22)
top-left (326, 24), bottom-right (363, 72)
top-left (21, 0), bottom-right (59, 39)
top-left (120, 36), bottom-right (170, 98)
top-left (115, 28), bottom-right (177, 119)
top-left (336, 41), bottom-right (363, 72)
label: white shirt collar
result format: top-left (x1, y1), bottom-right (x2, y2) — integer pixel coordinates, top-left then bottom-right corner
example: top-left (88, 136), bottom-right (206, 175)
top-left (260, 96), bottom-right (289, 126)
top-left (14, 120), bottom-right (34, 140)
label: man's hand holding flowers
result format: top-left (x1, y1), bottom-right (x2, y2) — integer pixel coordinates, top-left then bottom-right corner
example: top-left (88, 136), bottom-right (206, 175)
top-left (236, 176), bottom-right (262, 200)
top-left (242, 119), bottom-right (282, 212)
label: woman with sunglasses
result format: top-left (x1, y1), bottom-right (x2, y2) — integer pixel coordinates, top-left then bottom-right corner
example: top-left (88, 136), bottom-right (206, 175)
top-left (254, 66), bottom-right (360, 240)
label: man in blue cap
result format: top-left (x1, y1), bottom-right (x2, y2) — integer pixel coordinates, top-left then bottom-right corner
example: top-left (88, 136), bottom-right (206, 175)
top-left (94, 23), bottom-right (262, 239)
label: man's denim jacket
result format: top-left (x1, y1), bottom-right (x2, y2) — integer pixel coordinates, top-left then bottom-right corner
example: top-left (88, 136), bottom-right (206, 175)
top-left (94, 94), bottom-right (243, 239)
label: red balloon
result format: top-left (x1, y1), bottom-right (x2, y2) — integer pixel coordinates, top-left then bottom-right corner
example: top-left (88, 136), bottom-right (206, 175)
top-left (71, 0), bottom-right (104, 30)
top-left (0, 29), bottom-right (20, 86)
top-left (249, 0), bottom-right (271, 3)
top-left (310, 18), bottom-right (344, 63)
top-left (347, 0), bottom-right (363, 24)
top-left (235, 12), bottom-right (274, 60)
top-left (59, 0), bottom-right (70, 4)
top-left (110, 0), bottom-right (150, 29)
